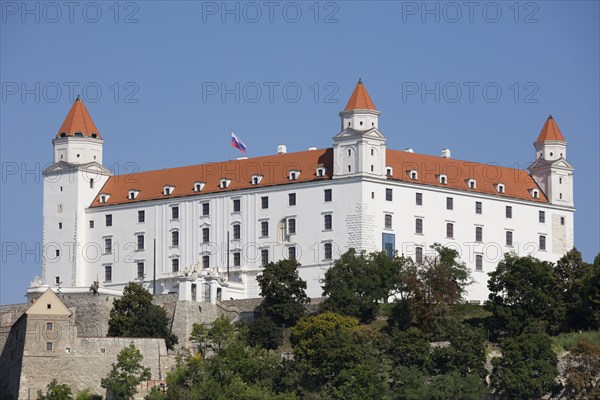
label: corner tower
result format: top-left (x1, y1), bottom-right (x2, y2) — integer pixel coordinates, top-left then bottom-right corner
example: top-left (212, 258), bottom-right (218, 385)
top-left (333, 80), bottom-right (387, 177)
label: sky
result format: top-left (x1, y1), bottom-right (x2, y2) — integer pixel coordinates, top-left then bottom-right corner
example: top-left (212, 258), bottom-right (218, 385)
top-left (1, 1), bottom-right (599, 305)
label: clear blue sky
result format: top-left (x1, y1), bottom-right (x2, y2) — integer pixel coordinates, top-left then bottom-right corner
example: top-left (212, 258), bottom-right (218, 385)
top-left (1, 1), bottom-right (598, 304)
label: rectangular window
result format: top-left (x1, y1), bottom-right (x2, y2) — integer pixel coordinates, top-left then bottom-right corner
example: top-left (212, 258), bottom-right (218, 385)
top-left (105, 238), bottom-right (112, 254)
top-left (324, 214), bottom-right (332, 230)
top-left (261, 249), bottom-right (269, 266)
top-left (55, 249), bottom-right (60, 257)
top-left (288, 218), bottom-right (296, 234)
top-left (385, 214), bottom-right (392, 229)
top-left (475, 255), bottom-right (483, 271)
top-left (202, 228), bottom-right (210, 243)
top-left (446, 223), bottom-right (454, 238)
top-left (415, 218), bottom-right (423, 234)
top-left (416, 192), bottom-right (423, 206)
top-left (137, 262), bottom-right (144, 279)
top-left (104, 265), bottom-right (112, 282)
top-left (89, 220), bottom-right (94, 229)
top-left (46, 322), bottom-right (53, 331)
top-left (202, 255), bottom-right (209, 269)
top-left (171, 231), bottom-right (179, 246)
top-left (382, 233), bottom-right (395, 258)
top-left (386, 188), bottom-right (393, 201)
top-left (288, 246), bottom-right (296, 261)
top-left (261, 221), bottom-right (269, 237)
top-left (202, 203), bottom-right (210, 216)
top-left (324, 243), bottom-right (333, 260)
top-left (506, 231), bottom-right (513, 246)
top-left (105, 214), bottom-right (112, 227)
top-left (447, 197), bottom-right (454, 210)
top-left (475, 227), bottom-right (483, 242)
top-left (415, 247), bottom-right (423, 264)
top-left (233, 224), bottom-right (241, 240)
top-left (138, 210), bottom-right (145, 223)
top-left (539, 235), bottom-right (546, 250)
top-left (46, 342), bottom-right (53, 351)
top-left (137, 235), bottom-right (145, 251)
top-left (172, 258), bottom-right (179, 272)
top-left (261, 196), bottom-right (269, 209)
top-left (233, 252), bottom-right (241, 267)
top-left (58, 222), bottom-right (62, 229)
top-left (506, 206), bottom-right (512, 219)
top-left (475, 201), bottom-right (482, 214)
top-left (233, 199), bottom-right (241, 212)
top-left (324, 189), bottom-right (332, 202)
top-left (289, 193), bottom-right (296, 206)
top-left (172, 206), bottom-right (179, 219)
top-left (539, 211), bottom-right (545, 223)
top-left (560, 216), bottom-right (565, 225)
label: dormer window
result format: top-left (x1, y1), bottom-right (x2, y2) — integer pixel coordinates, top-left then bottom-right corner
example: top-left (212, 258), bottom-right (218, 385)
top-left (437, 174), bottom-right (448, 184)
top-left (220, 178), bottom-right (231, 189)
top-left (128, 190), bottom-right (139, 200)
top-left (316, 167), bottom-right (326, 177)
top-left (60, 133), bottom-right (67, 137)
top-left (194, 181), bottom-right (205, 192)
top-left (251, 175), bottom-right (263, 185)
top-left (386, 167), bottom-right (393, 177)
top-left (74, 132), bottom-right (84, 137)
top-left (163, 186), bottom-right (175, 196)
top-left (99, 193), bottom-right (110, 203)
top-left (91, 133), bottom-right (98, 138)
top-left (495, 183), bottom-right (505, 193)
top-left (530, 189), bottom-right (540, 199)
top-left (408, 170), bottom-right (418, 180)
top-left (288, 170), bottom-right (301, 181)
top-left (467, 179), bottom-right (476, 189)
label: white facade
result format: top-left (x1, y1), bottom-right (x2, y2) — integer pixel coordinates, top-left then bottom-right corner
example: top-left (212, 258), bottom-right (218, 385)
top-left (28, 84), bottom-right (575, 304)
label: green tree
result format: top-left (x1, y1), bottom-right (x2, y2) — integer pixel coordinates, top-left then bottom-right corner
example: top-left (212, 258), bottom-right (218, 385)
top-left (583, 253), bottom-right (600, 329)
top-left (564, 338), bottom-right (600, 399)
top-left (190, 315), bottom-right (237, 357)
top-left (554, 248), bottom-right (592, 331)
top-left (101, 344), bottom-right (151, 400)
top-left (108, 282), bottom-right (178, 350)
top-left (491, 332), bottom-right (558, 399)
top-left (486, 254), bottom-right (566, 336)
top-left (75, 389), bottom-right (102, 400)
top-left (257, 259), bottom-right (309, 327)
top-left (246, 316), bottom-right (283, 351)
top-left (36, 379), bottom-right (74, 400)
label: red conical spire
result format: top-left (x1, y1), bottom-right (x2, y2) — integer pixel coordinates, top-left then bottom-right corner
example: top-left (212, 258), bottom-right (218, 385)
top-left (343, 79), bottom-right (377, 111)
top-left (536, 115), bottom-right (565, 142)
top-left (55, 96), bottom-right (101, 139)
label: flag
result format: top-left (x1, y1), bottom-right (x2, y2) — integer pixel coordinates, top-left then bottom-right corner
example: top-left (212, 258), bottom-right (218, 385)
top-left (231, 132), bottom-right (247, 153)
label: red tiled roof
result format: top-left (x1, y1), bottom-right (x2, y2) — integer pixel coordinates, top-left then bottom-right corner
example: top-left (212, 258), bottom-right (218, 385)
top-left (536, 115), bottom-right (565, 142)
top-left (55, 97), bottom-right (101, 139)
top-left (91, 148), bottom-right (547, 207)
top-left (344, 79), bottom-right (377, 111)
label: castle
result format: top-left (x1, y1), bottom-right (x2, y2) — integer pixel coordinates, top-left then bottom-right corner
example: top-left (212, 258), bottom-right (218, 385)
top-left (26, 80), bottom-right (574, 304)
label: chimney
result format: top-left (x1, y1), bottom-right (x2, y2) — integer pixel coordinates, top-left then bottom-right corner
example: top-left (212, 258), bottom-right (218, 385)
top-left (405, 148), bottom-right (414, 153)
top-left (308, 146), bottom-right (317, 151)
top-left (441, 148), bottom-right (451, 158)
top-left (277, 145), bottom-right (287, 154)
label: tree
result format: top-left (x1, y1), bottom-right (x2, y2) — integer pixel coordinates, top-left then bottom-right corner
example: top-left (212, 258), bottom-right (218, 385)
top-left (246, 316), bottom-right (283, 351)
top-left (583, 253), bottom-right (600, 329)
top-left (190, 315), bottom-right (237, 357)
top-left (101, 344), bottom-right (151, 400)
top-left (564, 338), bottom-right (600, 399)
top-left (386, 327), bottom-right (431, 370)
top-left (486, 254), bottom-right (566, 336)
top-left (554, 248), bottom-right (592, 331)
top-left (36, 379), bottom-right (74, 400)
top-left (491, 332), bottom-right (558, 399)
top-left (257, 259), bottom-right (309, 327)
top-left (108, 282), bottom-right (178, 350)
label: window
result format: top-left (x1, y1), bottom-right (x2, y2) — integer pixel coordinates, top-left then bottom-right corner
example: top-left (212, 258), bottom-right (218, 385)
top-left (261, 196), bottom-right (269, 209)
top-left (324, 214), bottom-right (332, 230)
top-left (57, 203), bottom-right (63, 212)
top-left (55, 277), bottom-right (60, 285)
top-left (539, 211), bottom-right (545, 223)
top-left (233, 252), bottom-right (241, 267)
top-left (506, 231), bottom-right (513, 246)
top-left (475, 227), bottom-right (483, 242)
top-left (104, 238), bottom-right (112, 254)
top-left (475, 202), bottom-right (482, 214)
top-left (559, 177), bottom-right (562, 184)
top-left (128, 191), bottom-right (138, 200)
top-left (416, 192), bottom-right (423, 206)
top-left (415, 218), bottom-right (423, 234)
top-left (137, 262), bottom-right (144, 279)
top-left (233, 199), bottom-right (241, 212)
top-left (251, 175), bottom-right (262, 185)
top-left (89, 220), bottom-right (94, 229)
top-left (385, 214), bottom-right (392, 229)
top-left (55, 249), bottom-right (60, 257)
top-left (105, 214), bottom-right (112, 227)
top-left (172, 258), bottom-right (179, 272)
top-left (446, 223), bottom-right (454, 238)
top-left (202, 202), bottom-right (210, 216)
top-left (288, 218), bottom-right (296, 234)
top-left (347, 149), bottom-right (352, 156)
top-left (137, 235), bottom-right (145, 251)
top-left (194, 182), bottom-right (205, 192)
top-left (316, 167), bottom-right (326, 177)
top-left (220, 179), bottom-right (230, 189)
top-left (496, 183), bottom-right (505, 193)
top-left (468, 179), bottom-right (476, 189)
top-left (90, 179), bottom-right (94, 188)
top-left (58, 223), bottom-right (62, 229)
top-left (233, 224), bottom-right (241, 240)
top-left (202, 255), bottom-right (209, 269)
top-left (261, 221), bottom-right (269, 237)
top-left (415, 247), bottom-right (423, 263)
top-left (324, 243), bottom-right (333, 260)
top-left (506, 206), bottom-right (512, 219)
top-left (288, 246), bottom-right (296, 260)
top-left (386, 188), bottom-right (393, 201)
top-left (261, 249), bottom-right (269, 266)
top-left (531, 189), bottom-right (539, 199)
top-left (104, 265), bottom-right (112, 282)
top-left (560, 217), bottom-right (565, 225)
top-left (438, 174), bottom-right (447, 184)
top-left (409, 170), bottom-right (418, 180)
top-left (46, 322), bottom-right (53, 331)
top-left (171, 231), bottom-right (179, 246)
top-left (164, 186), bottom-right (173, 195)
top-left (288, 193), bottom-right (296, 206)
top-left (446, 197), bottom-right (453, 210)
top-left (324, 189), bottom-right (332, 202)
top-left (171, 206), bottom-right (179, 219)
top-left (289, 171), bottom-right (299, 180)
top-left (138, 210), bottom-right (145, 223)
top-left (202, 228), bottom-right (210, 243)
top-left (475, 255), bottom-right (483, 271)
top-left (539, 235), bottom-right (546, 250)
top-left (46, 342), bottom-right (53, 351)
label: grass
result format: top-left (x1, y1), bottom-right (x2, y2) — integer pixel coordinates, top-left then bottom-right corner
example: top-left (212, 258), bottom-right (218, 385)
top-left (551, 330), bottom-right (600, 355)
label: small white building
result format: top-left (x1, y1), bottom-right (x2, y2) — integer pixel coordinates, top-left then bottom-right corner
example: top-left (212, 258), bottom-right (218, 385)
top-left (28, 82), bottom-right (575, 304)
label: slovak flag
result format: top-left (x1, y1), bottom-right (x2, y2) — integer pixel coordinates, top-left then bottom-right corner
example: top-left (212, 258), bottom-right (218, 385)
top-left (231, 132), bottom-right (247, 153)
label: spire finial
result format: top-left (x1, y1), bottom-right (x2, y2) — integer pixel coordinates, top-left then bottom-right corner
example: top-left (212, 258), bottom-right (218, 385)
top-left (358, 78), bottom-right (362, 84)
top-left (548, 114), bottom-right (553, 120)
top-left (76, 94), bottom-right (81, 101)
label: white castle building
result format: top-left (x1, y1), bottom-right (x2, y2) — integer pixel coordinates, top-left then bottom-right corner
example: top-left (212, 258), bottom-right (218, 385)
top-left (27, 80), bottom-right (575, 304)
